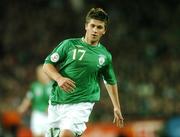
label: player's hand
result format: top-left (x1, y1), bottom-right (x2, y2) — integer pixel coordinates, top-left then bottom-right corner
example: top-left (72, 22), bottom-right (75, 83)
top-left (113, 108), bottom-right (124, 128)
top-left (56, 76), bottom-right (76, 93)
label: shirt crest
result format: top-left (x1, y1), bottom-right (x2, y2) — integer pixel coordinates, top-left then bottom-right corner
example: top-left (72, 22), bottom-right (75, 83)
top-left (98, 55), bottom-right (105, 66)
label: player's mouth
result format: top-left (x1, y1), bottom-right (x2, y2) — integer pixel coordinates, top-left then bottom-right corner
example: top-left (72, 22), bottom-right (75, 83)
top-left (91, 34), bottom-right (97, 38)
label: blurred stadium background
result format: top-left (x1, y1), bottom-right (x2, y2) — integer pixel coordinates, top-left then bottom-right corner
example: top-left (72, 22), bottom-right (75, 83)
top-left (0, 0), bottom-right (180, 137)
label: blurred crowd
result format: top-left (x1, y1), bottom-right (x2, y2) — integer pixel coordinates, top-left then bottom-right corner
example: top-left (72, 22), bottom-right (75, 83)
top-left (0, 0), bottom-right (180, 124)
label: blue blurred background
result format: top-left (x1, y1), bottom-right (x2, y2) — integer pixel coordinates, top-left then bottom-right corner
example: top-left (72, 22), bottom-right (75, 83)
top-left (0, 0), bottom-right (180, 137)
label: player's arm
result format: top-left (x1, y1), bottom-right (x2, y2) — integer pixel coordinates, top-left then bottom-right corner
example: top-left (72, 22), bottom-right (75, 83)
top-left (18, 96), bottom-right (31, 116)
top-left (105, 83), bottom-right (124, 128)
top-left (43, 63), bottom-right (76, 92)
top-left (102, 52), bottom-right (124, 127)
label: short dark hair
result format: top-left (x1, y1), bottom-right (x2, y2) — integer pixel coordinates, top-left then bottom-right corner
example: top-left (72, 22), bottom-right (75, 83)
top-left (85, 8), bottom-right (109, 29)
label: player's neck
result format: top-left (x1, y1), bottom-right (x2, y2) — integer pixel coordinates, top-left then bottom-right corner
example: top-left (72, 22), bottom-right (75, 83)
top-left (83, 37), bottom-right (99, 46)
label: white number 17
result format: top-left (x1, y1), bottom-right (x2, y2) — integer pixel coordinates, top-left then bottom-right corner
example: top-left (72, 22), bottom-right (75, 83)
top-left (72, 49), bottom-right (86, 60)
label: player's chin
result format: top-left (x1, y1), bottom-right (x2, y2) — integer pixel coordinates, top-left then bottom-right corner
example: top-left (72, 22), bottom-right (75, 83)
top-left (92, 37), bottom-right (100, 43)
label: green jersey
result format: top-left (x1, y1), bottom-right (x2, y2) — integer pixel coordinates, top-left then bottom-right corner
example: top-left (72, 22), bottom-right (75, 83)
top-left (26, 81), bottom-right (52, 112)
top-left (44, 38), bottom-right (117, 104)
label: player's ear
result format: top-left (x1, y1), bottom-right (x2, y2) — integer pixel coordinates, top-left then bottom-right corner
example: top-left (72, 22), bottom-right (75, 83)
top-left (102, 29), bottom-right (106, 35)
top-left (85, 23), bottom-right (88, 30)
top-left (102, 24), bottom-right (106, 35)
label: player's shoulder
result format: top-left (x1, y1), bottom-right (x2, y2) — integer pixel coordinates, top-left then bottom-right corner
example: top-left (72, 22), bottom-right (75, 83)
top-left (99, 43), bottom-right (111, 54)
top-left (56, 38), bottom-right (81, 48)
top-left (29, 81), bottom-right (40, 90)
top-left (99, 43), bottom-right (112, 61)
top-left (31, 81), bottom-right (40, 86)
top-left (63, 37), bottom-right (81, 43)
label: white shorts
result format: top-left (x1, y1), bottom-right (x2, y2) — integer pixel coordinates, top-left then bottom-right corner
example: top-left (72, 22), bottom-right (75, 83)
top-left (46, 102), bottom-right (94, 136)
top-left (31, 110), bottom-right (48, 135)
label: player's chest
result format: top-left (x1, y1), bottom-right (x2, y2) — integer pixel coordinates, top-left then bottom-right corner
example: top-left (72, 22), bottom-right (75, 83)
top-left (66, 46), bottom-right (108, 69)
top-left (33, 86), bottom-right (49, 97)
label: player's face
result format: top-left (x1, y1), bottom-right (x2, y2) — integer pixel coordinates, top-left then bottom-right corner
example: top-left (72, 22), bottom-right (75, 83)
top-left (85, 19), bottom-right (106, 44)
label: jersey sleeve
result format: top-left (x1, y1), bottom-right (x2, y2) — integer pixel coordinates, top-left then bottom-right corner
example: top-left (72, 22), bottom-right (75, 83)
top-left (26, 90), bottom-right (33, 100)
top-left (101, 53), bottom-right (117, 85)
top-left (44, 40), bottom-right (69, 65)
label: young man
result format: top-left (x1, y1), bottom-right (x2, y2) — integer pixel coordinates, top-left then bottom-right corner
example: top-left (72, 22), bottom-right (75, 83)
top-left (18, 65), bottom-right (52, 137)
top-left (43, 8), bottom-right (124, 137)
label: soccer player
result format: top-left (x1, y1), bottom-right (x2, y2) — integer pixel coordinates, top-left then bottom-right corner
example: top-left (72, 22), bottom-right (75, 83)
top-left (18, 65), bottom-right (52, 137)
top-left (43, 8), bottom-right (124, 137)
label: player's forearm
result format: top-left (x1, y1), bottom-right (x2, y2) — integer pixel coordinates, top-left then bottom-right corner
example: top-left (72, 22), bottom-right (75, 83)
top-left (43, 63), bottom-right (63, 81)
top-left (18, 98), bottom-right (31, 115)
top-left (105, 84), bottom-right (121, 111)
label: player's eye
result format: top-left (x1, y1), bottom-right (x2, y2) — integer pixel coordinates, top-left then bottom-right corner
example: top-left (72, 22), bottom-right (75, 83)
top-left (97, 25), bottom-right (103, 29)
top-left (90, 24), bottom-right (95, 28)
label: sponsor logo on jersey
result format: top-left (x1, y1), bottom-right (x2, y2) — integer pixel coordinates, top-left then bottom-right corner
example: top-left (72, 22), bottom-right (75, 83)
top-left (51, 52), bottom-right (59, 62)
